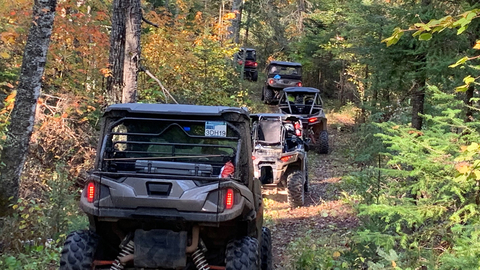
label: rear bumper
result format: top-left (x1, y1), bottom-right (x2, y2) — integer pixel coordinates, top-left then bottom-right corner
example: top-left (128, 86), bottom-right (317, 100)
top-left (81, 202), bottom-right (246, 223)
top-left (80, 175), bottom-right (255, 223)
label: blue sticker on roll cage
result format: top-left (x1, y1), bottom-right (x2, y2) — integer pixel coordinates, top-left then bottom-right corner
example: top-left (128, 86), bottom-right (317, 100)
top-left (205, 121), bottom-right (227, 137)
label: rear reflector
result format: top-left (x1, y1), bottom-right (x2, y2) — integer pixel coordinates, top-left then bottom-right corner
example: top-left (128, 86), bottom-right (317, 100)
top-left (86, 182), bottom-right (95, 203)
top-left (280, 155), bottom-right (293, 162)
top-left (226, 189), bottom-right (234, 209)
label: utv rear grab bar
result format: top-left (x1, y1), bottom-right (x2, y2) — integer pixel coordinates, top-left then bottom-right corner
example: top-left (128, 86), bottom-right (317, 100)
top-left (89, 171), bottom-right (241, 181)
top-left (104, 154), bottom-right (226, 161)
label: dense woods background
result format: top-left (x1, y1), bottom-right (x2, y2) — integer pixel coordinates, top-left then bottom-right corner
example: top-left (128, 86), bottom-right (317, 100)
top-left (0, 0), bottom-right (480, 269)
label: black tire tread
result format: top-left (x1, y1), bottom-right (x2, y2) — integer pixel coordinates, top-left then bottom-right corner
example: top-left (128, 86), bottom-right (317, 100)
top-left (318, 130), bottom-right (329, 154)
top-left (263, 88), bottom-right (274, 104)
top-left (287, 171), bottom-right (305, 208)
top-left (225, 236), bottom-right (259, 270)
top-left (59, 230), bottom-right (99, 270)
top-left (260, 227), bottom-right (273, 270)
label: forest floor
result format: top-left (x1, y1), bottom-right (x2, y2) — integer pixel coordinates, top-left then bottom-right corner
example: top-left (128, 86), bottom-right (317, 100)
top-left (261, 109), bottom-right (361, 269)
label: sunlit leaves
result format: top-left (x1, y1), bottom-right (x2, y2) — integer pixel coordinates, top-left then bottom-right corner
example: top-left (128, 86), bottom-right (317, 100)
top-left (381, 27), bottom-right (404, 47)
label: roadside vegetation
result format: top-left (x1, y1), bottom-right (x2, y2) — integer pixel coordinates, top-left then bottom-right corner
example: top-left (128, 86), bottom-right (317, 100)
top-left (1, 0), bottom-right (480, 269)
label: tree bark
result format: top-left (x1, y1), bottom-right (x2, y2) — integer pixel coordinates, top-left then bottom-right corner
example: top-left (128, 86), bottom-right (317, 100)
top-left (0, 0), bottom-right (58, 215)
top-left (106, 0), bottom-right (126, 104)
top-left (230, 0), bottom-right (243, 43)
top-left (411, 80), bottom-right (425, 130)
top-left (411, 0), bottom-right (430, 130)
top-left (122, 0), bottom-right (141, 103)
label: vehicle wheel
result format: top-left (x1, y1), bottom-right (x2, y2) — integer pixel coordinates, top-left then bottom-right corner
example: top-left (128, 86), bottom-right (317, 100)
top-left (318, 130), bottom-right (329, 154)
top-left (225, 236), bottom-right (259, 270)
top-left (252, 71), bottom-right (258, 82)
top-left (59, 230), bottom-right (99, 270)
top-left (304, 159), bottom-right (309, 193)
top-left (287, 171), bottom-right (305, 208)
top-left (260, 227), bottom-right (273, 270)
top-left (264, 88), bottom-right (274, 104)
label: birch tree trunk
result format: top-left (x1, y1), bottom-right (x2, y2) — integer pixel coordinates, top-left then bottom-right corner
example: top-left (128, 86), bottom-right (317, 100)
top-left (122, 0), bottom-right (141, 103)
top-left (0, 0), bottom-right (58, 215)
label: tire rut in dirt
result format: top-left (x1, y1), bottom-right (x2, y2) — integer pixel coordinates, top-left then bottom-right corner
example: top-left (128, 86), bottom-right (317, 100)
top-left (287, 171), bottom-right (305, 208)
top-left (225, 236), bottom-right (259, 270)
top-left (260, 227), bottom-right (273, 270)
top-left (59, 230), bottom-right (99, 270)
top-left (318, 130), bottom-right (329, 154)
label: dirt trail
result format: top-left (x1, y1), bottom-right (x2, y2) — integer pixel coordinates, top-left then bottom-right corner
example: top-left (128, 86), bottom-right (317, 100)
top-left (263, 122), bottom-right (359, 269)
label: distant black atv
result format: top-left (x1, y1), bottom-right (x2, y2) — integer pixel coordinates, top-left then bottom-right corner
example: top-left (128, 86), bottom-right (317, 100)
top-left (278, 87), bottom-right (329, 154)
top-left (236, 48), bottom-right (258, 81)
top-left (262, 61), bottom-right (302, 104)
top-left (251, 114), bottom-right (308, 208)
top-left (59, 104), bottom-right (272, 270)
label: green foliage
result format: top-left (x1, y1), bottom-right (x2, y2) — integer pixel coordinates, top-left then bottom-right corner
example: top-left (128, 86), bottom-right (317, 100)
top-left (349, 87), bottom-right (480, 268)
top-left (287, 233), bottom-right (350, 270)
top-left (0, 243), bottom-right (61, 270)
top-left (0, 164), bottom-right (87, 252)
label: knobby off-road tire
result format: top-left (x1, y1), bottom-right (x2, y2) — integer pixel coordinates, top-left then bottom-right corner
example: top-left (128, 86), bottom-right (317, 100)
top-left (260, 227), bottom-right (273, 270)
top-left (318, 130), bottom-right (329, 154)
top-left (263, 88), bottom-right (274, 104)
top-left (304, 159), bottom-right (309, 193)
top-left (225, 236), bottom-right (259, 270)
top-left (287, 171), bottom-right (305, 208)
top-left (59, 230), bottom-right (99, 270)
top-left (252, 71), bottom-right (258, 82)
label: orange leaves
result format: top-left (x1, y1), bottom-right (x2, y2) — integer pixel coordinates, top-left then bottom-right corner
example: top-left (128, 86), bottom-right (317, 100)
top-left (455, 162), bottom-right (471, 174)
top-left (224, 12), bottom-right (236, 20)
top-left (1, 32), bottom-right (19, 45)
top-left (473, 40), bottom-right (480, 50)
top-left (408, 130), bottom-right (424, 136)
top-left (100, 68), bottom-right (112, 78)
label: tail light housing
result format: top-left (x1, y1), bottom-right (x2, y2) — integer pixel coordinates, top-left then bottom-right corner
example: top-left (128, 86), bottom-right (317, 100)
top-left (268, 79), bottom-right (274, 85)
top-left (280, 155), bottom-right (293, 162)
top-left (296, 82), bottom-right (302, 87)
top-left (308, 117), bottom-right (318, 123)
top-left (225, 188), bottom-right (234, 210)
top-left (294, 122), bottom-right (302, 136)
top-left (86, 182), bottom-right (96, 203)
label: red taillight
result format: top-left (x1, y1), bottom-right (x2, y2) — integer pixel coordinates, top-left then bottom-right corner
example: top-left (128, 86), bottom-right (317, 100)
top-left (296, 82), bottom-right (302, 87)
top-left (268, 79), bottom-right (274, 85)
top-left (308, 117), bottom-right (318, 123)
top-left (254, 62), bottom-right (258, 67)
top-left (280, 155), bottom-right (293, 162)
top-left (86, 182), bottom-right (95, 203)
top-left (226, 189), bottom-right (234, 209)
top-left (252, 155), bottom-right (256, 160)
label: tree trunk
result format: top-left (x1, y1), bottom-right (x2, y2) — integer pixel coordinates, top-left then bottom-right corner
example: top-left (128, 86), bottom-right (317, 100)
top-left (297, 0), bottom-right (305, 32)
top-left (411, 80), bottom-right (425, 130)
top-left (123, 0), bottom-right (141, 103)
top-left (0, 0), bottom-right (58, 215)
top-left (230, 0), bottom-right (243, 43)
top-left (106, 0), bottom-right (126, 104)
top-left (411, 0), bottom-right (430, 130)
